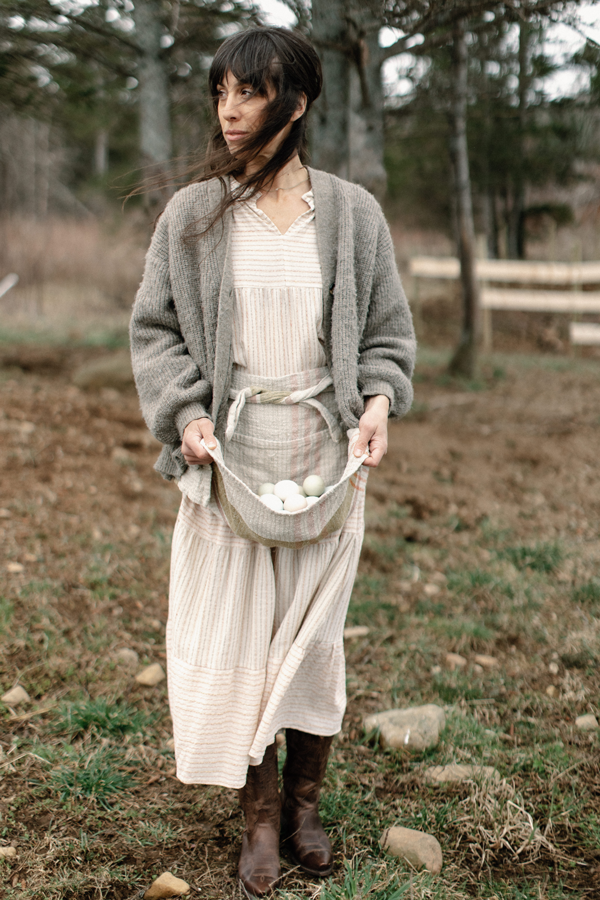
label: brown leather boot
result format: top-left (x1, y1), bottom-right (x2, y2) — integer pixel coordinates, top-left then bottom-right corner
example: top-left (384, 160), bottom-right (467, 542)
top-left (238, 743), bottom-right (281, 898)
top-left (281, 729), bottom-right (334, 877)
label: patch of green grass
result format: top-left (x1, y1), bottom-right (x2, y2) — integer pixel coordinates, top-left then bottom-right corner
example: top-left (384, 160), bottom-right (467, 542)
top-left (0, 596), bottom-right (14, 635)
top-left (572, 580), bottom-right (600, 607)
top-left (433, 673), bottom-right (487, 703)
top-left (499, 542), bottom-right (563, 573)
top-left (307, 857), bottom-right (412, 900)
top-left (53, 698), bottom-right (154, 737)
top-left (47, 747), bottom-right (135, 808)
top-left (431, 617), bottom-right (496, 644)
top-left (447, 568), bottom-right (515, 599)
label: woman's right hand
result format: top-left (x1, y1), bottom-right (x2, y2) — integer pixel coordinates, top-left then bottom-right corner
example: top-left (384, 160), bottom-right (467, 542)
top-left (182, 418), bottom-right (217, 466)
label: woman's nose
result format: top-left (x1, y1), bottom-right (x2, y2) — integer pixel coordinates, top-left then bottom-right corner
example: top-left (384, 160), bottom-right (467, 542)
top-left (222, 95), bottom-right (240, 119)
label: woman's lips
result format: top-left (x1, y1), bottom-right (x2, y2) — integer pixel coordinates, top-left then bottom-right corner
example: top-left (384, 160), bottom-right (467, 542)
top-left (225, 131), bottom-right (247, 141)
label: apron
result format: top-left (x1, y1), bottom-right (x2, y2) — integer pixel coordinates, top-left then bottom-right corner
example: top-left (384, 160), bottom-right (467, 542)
top-left (202, 365), bottom-right (367, 548)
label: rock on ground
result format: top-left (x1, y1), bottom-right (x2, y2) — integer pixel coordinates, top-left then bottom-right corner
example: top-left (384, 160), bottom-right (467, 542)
top-left (135, 663), bottom-right (166, 687)
top-left (474, 654), bottom-right (499, 669)
top-left (423, 764), bottom-right (501, 785)
top-left (445, 652), bottom-right (467, 671)
top-left (381, 826), bottom-right (443, 874)
top-left (575, 714), bottom-right (599, 732)
top-left (144, 871), bottom-right (190, 899)
top-left (72, 352), bottom-right (134, 392)
top-left (2, 686), bottom-right (30, 705)
top-left (343, 625), bottom-right (370, 639)
top-left (364, 704), bottom-right (446, 751)
top-left (0, 846), bottom-right (17, 858)
top-left (115, 648), bottom-right (139, 668)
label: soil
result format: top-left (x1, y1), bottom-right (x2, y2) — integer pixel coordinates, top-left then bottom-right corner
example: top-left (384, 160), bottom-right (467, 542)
top-left (1, 345), bottom-right (599, 899)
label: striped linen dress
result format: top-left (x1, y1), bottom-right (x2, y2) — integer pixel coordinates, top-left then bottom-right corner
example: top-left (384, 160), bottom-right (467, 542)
top-left (167, 184), bottom-right (368, 789)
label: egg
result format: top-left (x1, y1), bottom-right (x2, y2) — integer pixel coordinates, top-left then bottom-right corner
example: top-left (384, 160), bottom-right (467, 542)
top-left (260, 493), bottom-right (284, 511)
top-left (303, 475), bottom-right (325, 497)
top-left (283, 493), bottom-right (308, 512)
top-left (258, 482), bottom-right (276, 496)
top-left (305, 495), bottom-right (319, 507)
top-left (274, 480), bottom-right (301, 502)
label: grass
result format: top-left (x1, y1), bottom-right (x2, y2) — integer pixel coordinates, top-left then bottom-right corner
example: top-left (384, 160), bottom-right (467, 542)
top-left (1, 347), bottom-right (599, 899)
top-left (498, 542), bottom-right (564, 573)
top-left (52, 698), bottom-right (155, 738)
top-left (46, 747), bottom-right (135, 808)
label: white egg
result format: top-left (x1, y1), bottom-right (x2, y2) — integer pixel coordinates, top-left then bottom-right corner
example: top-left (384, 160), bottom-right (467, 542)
top-left (303, 474), bottom-right (325, 497)
top-left (258, 482), bottom-right (276, 496)
top-left (274, 480), bottom-right (301, 502)
top-left (283, 493), bottom-right (308, 512)
top-left (305, 495), bottom-right (319, 507)
top-left (260, 493), bottom-right (284, 511)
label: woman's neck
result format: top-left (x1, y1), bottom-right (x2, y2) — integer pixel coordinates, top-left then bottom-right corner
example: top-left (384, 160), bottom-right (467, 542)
top-left (244, 155), bottom-right (307, 192)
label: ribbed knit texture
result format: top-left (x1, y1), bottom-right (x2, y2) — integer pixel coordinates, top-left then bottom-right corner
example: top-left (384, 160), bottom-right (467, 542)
top-left (130, 168), bottom-right (416, 482)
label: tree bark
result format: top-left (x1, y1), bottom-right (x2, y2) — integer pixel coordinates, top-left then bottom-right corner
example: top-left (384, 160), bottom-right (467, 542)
top-left (507, 20), bottom-right (530, 259)
top-left (448, 17), bottom-right (481, 378)
top-left (310, 0), bottom-right (350, 179)
top-left (348, 28), bottom-right (387, 200)
top-left (133, 0), bottom-right (173, 187)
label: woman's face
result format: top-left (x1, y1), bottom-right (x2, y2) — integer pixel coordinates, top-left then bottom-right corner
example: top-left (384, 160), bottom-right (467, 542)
top-left (216, 70), bottom-right (305, 159)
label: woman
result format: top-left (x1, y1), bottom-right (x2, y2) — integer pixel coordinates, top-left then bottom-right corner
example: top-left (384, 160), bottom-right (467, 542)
top-left (130, 26), bottom-right (415, 898)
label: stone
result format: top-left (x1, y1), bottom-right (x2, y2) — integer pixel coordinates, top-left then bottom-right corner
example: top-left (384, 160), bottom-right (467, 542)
top-left (2, 686), bottom-right (30, 705)
top-left (381, 826), bottom-right (442, 874)
top-left (144, 872), bottom-right (190, 899)
top-left (364, 705), bottom-right (446, 752)
top-left (546, 685), bottom-right (557, 698)
top-left (575, 714), bottom-right (599, 732)
top-left (0, 508), bottom-right (11, 519)
top-left (343, 625), bottom-right (370, 639)
top-left (0, 847), bottom-right (17, 859)
top-left (6, 562), bottom-right (24, 574)
top-left (473, 664), bottom-right (484, 675)
top-left (423, 583), bottom-right (441, 596)
top-left (423, 764), bottom-right (501, 785)
top-left (115, 648), bottom-right (139, 668)
top-left (72, 351), bottom-right (134, 392)
top-left (445, 653), bottom-right (467, 671)
top-left (548, 661), bottom-right (559, 675)
top-left (135, 663), bottom-right (166, 687)
top-left (474, 654), bottom-right (499, 670)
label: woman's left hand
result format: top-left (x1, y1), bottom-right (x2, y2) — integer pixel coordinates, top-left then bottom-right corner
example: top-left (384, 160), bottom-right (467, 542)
top-left (354, 394), bottom-right (390, 468)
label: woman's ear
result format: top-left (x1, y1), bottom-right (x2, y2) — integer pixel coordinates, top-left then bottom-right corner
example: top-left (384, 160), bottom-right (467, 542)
top-left (291, 92), bottom-right (307, 122)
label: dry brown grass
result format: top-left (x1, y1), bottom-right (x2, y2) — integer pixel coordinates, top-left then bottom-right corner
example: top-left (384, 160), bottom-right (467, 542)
top-left (0, 215), bottom-right (147, 336)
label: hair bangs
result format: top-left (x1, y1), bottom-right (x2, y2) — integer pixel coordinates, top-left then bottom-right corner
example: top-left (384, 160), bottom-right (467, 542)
top-left (210, 31), bottom-right (282, 100)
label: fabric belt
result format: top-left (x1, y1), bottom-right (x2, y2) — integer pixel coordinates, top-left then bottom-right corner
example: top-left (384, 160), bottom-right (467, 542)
top-left (225, 373), bottom-right (343, 444)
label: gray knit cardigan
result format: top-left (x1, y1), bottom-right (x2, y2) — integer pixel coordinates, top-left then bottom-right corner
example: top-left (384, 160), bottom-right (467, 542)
top-left (130, 167), bottom-right (416, 482)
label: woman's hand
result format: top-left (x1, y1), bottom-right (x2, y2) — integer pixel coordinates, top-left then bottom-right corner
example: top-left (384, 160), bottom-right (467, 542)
top-left (182, 418), bottom-right (217, 466)
top-left (354, 395), bottom-right (389, 468)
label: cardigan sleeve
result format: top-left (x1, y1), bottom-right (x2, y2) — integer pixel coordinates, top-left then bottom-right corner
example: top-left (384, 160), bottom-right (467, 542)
top-left (129, 210), bottom-right (213, 447)
top-left (357, 212), bottom-right (416, 419)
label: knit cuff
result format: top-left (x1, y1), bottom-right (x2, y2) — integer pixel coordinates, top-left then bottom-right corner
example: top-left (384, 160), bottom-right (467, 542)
top-left (361, 380), bottom-right (394, 412)
top-left (175, 404), bottom-right (212, 439)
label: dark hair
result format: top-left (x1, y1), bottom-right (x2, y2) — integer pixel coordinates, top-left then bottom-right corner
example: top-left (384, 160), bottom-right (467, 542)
top-left (193, 27), bottom-right (322, 235)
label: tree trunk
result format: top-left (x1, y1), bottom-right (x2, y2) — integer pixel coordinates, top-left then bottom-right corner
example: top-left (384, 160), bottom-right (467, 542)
top-left (310, 0), bottom-right (350, 179)
top-left (133, 0), bottom-right (173, 192)
top-left (348, 28), bottom-right (387, 200)
top-left (448, 17), bottom-right (481, 378)
top-left (507, 20), bottom-right (530, 259)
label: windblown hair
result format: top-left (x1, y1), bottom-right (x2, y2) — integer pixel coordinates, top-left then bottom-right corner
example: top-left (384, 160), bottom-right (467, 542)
top-left (192, 27), bottom-right (322, 236)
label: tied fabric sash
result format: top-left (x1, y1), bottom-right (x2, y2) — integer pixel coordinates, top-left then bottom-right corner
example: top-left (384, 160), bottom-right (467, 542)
top-left (225, 374), bottom-right (343, 444)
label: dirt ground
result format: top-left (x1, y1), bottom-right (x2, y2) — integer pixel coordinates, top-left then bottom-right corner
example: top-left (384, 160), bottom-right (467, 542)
top-left (1, 343), bottom-right (599, 899)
